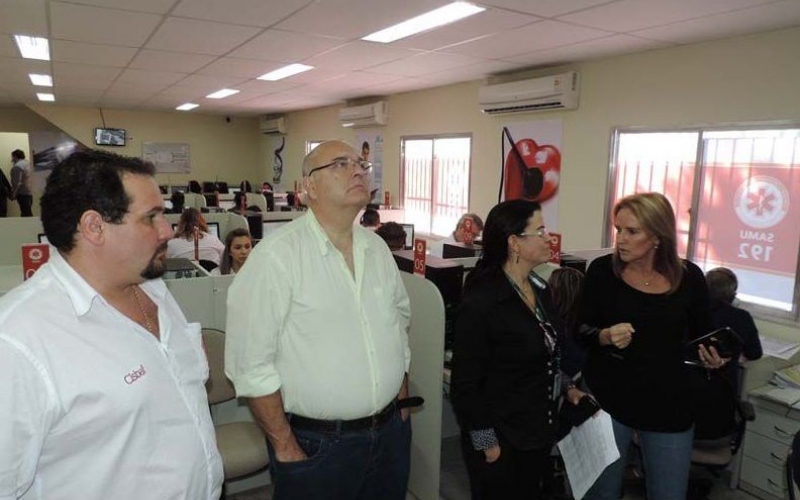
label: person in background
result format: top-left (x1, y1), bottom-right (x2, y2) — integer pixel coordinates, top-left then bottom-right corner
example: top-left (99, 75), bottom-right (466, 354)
top-left (225, 140), bottom-right (412, 500)
top-left (214, 228), bottom-right (253, 276)
top-left (0, 149), bottom-right (222, 499)
top-left (0, 163), bottom-right (11, 217)
top-left (167, 190), bottom-right (185, 214)
top-left (262, 181), bottom-right (274, 192)
top-left (167, 208), bottom-right (225, 265)
top-left (429, 213), bottom-right (484, 258)
top-left (10, 149), bottom-right (33, 217)
top-left (361, 141), bottom-right (371, 162)
top-left (578, 192), bottom-right (723, 500)
top-left (375, 222), bottom-right (407, 251)
top-left (451, 199), bottom-right (587, 500)
top-left (229, 191), bottom-right (247, 214)
top-left (188, 180), bottom-right (202, 194)
top-left (548, 267), bottom-right (587, 378)
top-left (360, 207), bottom-right (381, 229)
top-left (240, 180), bottom-right (253, 193)
top-left (705, 267), bottom-right (762, 389)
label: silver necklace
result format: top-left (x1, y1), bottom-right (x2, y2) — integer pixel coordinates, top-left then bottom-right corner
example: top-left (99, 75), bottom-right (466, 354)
top-left (132, 286), bottom-right (155, 333)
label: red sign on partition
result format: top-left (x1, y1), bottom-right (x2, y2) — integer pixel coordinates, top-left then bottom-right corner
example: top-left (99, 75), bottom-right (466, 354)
top-left (22, 243), bottom-right (50, 280)
top-left (384, 191), bottom-right (391, 208)
top-left (462, 218), bottom-right (475, 244)
top-left (548, 232), bottom-right (562, 264)
top-left (413, 239), bottom-right (426, 276)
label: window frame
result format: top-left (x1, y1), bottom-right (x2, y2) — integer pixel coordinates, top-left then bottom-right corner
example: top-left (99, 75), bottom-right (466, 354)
top-left (606, 122), bottom-right (800, 325)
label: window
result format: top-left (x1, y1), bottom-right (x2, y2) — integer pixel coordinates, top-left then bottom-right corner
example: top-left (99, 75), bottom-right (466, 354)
top-left (401, 135), bottom-right (471, 236)
top-left (609, 127), bottom-right (800, 320)
top-left (306, 140), bottom-right (323, 154)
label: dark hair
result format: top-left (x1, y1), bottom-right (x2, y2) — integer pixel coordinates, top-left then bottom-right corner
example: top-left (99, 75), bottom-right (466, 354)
top-left (175, 208), bottom-right (209, 240)
top-left (188, 180), bottom-right (202, 193)
top-left (361, 141), bottom-right (370, 152)
top-left (12, 149), bottom-right (26, 161)
top-left (466, 199), bottom-right (540, 291)
top-left (219, 228), bottom-right (252, 275)
top-left (548, 267), bottom-right (585, 333)
top-left (612, 192), bottom-right (683, 293)
top-left (41, 149), bottom-right (155, 253)
top-left (240, 180), bottom-right (252, 193)
top-left (233, 191), bottom-right (247, 210)
top-left (706, 267), bottom-right (738, 303)
top-left (262, 181), bottom-right (273, 192)
top-left (170, 191), bottom-right (185, 213)
top-left (360, 208), bottom-right (380, 227)
top-left (375, 222), bottom-right (406, 251)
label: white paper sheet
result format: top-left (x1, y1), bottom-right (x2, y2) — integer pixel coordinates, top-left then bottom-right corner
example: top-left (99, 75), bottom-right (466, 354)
top-left (761, 335), bottom-right (800, 360)
top-left (557, 410), bottom-right (620, 500)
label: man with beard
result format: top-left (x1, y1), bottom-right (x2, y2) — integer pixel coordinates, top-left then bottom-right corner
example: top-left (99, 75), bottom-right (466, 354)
top-left (0, 150), bottom-right (223, 500)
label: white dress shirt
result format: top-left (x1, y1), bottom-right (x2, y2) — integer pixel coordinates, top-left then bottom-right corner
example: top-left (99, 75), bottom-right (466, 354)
top-left (167, 233), bottom-right (225, 264)
top-left (0, 251), bottom-right (223, 500)
top-left (225, 209), bottom-right (411, 420)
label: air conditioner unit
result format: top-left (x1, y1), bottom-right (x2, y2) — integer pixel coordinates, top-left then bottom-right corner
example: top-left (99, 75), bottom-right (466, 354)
top-left (338, 101), bottom-right (388, 128)
top-left (479, 71), bottom-right (580, 115)
top-left (259, 116), bottom-right (286, 135)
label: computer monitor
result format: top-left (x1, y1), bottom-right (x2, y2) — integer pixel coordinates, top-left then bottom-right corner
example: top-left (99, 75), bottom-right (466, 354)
top-left (262, 220), bottom-right (290, 240)
top-left (400, 223), bottom-right (414, 250)
top-left (172, 222), bottom-right (220, 239)
top-left (163, 200), bottom-right (173, 211)
top-left (37, 233), bottom-right (49, 244)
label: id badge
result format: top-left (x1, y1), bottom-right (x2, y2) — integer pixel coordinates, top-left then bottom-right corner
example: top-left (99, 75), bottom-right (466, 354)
top-left (552, 372), bottom-right (561, 401)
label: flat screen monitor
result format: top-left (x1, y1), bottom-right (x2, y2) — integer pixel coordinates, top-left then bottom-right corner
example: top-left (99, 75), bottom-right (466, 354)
top-left (400, 223), bottom-right (414, 250)
top-left (172, 222), bottom-right (220, 239)
top-left (37, 233), bottom-right (49, 244)
top-left (94, 127), bottom-right (126, 146)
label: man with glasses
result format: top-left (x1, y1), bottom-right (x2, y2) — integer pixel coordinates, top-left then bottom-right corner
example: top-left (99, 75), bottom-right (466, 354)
top-left (429, 212), bottom-right (484, 257)
top-left (225, 140), bottom-right (412, 500)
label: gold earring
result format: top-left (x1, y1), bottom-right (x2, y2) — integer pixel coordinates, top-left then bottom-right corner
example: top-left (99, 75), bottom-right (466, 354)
top-left (515, 253), bottom-right (520, 264)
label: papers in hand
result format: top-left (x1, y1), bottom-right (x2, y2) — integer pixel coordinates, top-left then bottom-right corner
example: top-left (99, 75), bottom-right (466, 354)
top-left (761, 335), bottom-right (800, 360)
top-left (557, 410), bottom-right (620, 500)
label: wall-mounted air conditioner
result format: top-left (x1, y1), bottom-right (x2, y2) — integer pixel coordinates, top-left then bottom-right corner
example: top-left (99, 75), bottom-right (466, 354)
top-left (260, 116), bottom-right (286, 135)
top-left (478, 71), bottom-right (580, 114)
top-left (338, 101), bottom-right (388, 128)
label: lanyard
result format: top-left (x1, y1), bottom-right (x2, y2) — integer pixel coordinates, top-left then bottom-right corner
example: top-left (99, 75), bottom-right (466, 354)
top-left (504, 272), bottom-right (557, 356)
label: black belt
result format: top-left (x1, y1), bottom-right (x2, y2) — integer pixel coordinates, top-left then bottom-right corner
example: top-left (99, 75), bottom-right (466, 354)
top-left (290, 400), bottom-right (397, 432)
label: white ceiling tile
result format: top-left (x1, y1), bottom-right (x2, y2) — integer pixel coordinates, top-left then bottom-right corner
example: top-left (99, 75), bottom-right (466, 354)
top-left (51, 40), bottom-right (137, 66)
top-left (304, 41), bottom-right (420, 72)
top-left (117, 68), bottom-right (187, 86)
top-left (633, 1), bottom-right (800, 44)
top-left (366, 52), bottom-right (487, 77)
top-left (50, 2), bottom-right (162, 46)
top-left (53, 62), bottom-right (123, 82)
top-left (61, 0), bottom-right (178, 14)
top-left (197, 57), bottom-right (281, 79)
top-left (504, 34), bottom-right (671, 66)
top-left (442, 20), bottom-right (612, 59)
top-left (228, 29), bottom-right (347, 63)
top-left (560, 0), bottom-right (774, 33)
top-left (392, 8), bottom-right (541, 51)
top-left (174, 74), bottom-right (249, 92)
top-left (480, 0), bottom-right (623, 18)
top-left (173, 0), bottom-right (315, 28)
top-left (154, 84), bottom-right (208, 99)
top-left (0, 56), bottom-right (51, 75)
top-left (0, 0), bottom-right (48, 36)
top-left (56, 79), bottom-right (115, 92)
top-left (0, 37), bottom-right (19, 58)
top-left (145, 18), bottom-right (261, 55)
top-left (128, 49), bottom-right (217, 73)
top-left (235, 78), bottom-right (304, 95)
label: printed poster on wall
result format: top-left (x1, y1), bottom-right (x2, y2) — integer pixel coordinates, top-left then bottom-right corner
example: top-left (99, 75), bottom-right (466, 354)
top-left (355, 131), bottom-right (383, 204)
top-left (500, 119), bottom-right (563, 234)
top-left (268, 135), bottom-right (286, 190)
top-left (142, 142), bottom-right (191, 173)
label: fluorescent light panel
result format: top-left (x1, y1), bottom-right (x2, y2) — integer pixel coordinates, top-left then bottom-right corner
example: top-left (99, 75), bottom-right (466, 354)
top-left (176, 103), bottom-right (199, 111)
top-left (362, 1), bottom-right (485, 43)
top-left (14, 35), bottom-right (50, 61)
top-left (37, 93), bottom-right (55, 102)
top-left (257, 63), bottom-right (314, 82)
top-left (29, 74), bottom-right (53, 87)
top-left (205, 88), bottom-right (239, 99)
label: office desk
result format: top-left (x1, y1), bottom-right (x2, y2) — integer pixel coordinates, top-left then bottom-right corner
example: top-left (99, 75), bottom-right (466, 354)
top-left (741, 386), bottom-right (800, 500)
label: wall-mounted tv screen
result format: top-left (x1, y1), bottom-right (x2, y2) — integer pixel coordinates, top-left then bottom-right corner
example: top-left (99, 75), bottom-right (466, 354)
top-left (94, 127), bottom-right (126, 146)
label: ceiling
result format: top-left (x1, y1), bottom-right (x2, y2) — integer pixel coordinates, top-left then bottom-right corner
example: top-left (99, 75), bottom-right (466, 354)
top-left (1, 0), bottom-right (799, 116)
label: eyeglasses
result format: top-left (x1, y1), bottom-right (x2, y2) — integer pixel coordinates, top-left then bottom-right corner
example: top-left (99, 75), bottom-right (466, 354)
top-left (518, 227), bottom-right (548, 239)
top-left (307, 157), bottom-right (372, 176)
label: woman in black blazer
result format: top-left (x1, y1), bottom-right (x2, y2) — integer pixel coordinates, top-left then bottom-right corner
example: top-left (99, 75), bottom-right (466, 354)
top-left (451, 199), bottom-right (586, 500)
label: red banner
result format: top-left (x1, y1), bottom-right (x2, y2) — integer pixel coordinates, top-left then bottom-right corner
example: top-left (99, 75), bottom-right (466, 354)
top-left (548, 232), bottom-right (562, 264)
top-left (22, 243), bottom-right (50, 280)
top-left (413, 239), bottom-right (426, 276)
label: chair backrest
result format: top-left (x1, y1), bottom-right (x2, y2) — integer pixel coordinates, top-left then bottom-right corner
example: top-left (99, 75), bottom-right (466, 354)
top-left (247, 193), bottom-right (268, 213)
top-left (184, 192), bottom-right (207, 210)
top-left (202, 328), bottom-right (236, 404)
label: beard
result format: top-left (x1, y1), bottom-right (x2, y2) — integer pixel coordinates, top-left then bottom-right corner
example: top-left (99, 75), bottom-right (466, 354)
top-left (141, 242), bottom-right (169, 279)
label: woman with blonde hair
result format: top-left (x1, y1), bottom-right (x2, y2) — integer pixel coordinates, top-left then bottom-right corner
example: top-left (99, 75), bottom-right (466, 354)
top-left (578, 192), bottom-right (724, 500)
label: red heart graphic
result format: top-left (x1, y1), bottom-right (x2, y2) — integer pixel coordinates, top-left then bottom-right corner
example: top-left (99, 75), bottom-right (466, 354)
top-left (504, 139), bottom-right (561, 202)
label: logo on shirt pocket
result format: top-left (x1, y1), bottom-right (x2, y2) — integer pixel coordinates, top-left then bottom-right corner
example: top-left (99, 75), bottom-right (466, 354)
top-left (124, 364), bottom-right (147, 385)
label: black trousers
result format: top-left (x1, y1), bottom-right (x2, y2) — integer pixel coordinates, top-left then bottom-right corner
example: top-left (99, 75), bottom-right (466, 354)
top-left (460, 432), bottom-right (552, 500)
top-left (17, 194), bottom-right (33, 217)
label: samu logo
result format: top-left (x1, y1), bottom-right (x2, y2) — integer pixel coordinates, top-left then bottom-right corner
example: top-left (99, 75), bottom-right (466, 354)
top-left (733, 175), bottom-right (789, 229)
top-left (124, 364), bottom-right (146, 385)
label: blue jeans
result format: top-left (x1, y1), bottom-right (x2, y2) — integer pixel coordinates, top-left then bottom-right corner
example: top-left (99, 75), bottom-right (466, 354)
top-left (268, 409), bottom-right (411, 500)
top-left (585, 418), bottom-right (694, 500)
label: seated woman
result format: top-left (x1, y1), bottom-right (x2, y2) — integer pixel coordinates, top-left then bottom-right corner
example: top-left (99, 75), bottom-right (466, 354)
top-left (213, 228), bottom-right (253, 275)
top-left (167, 191), bottom-right (185, 214)
top-left (167, 208), bottom-right (225, 265)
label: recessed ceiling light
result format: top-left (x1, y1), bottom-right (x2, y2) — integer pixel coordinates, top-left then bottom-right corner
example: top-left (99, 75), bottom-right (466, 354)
top-left (362, 1), bottom-right (485, 43)
top-left (37, 93), bottom-right (55, 102)
top-left (176, 103), bottom-right (199, 111)
top-left (29, 74), bottom-right (53, 87)
top-left (205, 88), bottom-right (240, 99)
top-left (14, 35), bottom-right (50, 61)
top-left (257, 63), bottom-right (314, 82)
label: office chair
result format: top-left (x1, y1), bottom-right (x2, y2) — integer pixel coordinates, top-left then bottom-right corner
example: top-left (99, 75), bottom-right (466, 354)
top-left (183, 192), bottom-right (207, 210)
top-left (202, 328), bottom-right (270, 481)
top-left (246, 193), bottom-right (268, 213)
